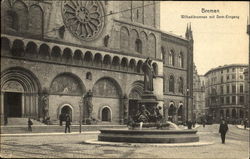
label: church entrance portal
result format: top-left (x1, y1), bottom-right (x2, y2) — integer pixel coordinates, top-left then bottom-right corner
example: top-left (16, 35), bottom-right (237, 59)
top-left (4, 92), bottom-right (22, 117)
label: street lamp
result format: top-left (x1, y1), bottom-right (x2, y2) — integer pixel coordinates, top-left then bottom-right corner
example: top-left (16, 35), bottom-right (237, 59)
top-left (79, 98), bottom-right (83, 133)
top-left (186, 88), bottom-right (189, 123)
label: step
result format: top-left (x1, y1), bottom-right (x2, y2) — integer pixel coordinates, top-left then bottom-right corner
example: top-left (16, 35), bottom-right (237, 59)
top-left (4, 117), bottom-right (45, 126)
top-left (0, 125), bottom-right (128, 134)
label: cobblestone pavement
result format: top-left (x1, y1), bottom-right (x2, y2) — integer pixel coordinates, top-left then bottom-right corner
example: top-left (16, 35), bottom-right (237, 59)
top-left (0, 124), bottom-right (249, 158)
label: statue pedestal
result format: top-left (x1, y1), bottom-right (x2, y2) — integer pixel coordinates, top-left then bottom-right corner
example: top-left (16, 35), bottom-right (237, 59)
top-left (138, 91), bottom-right (158, 113)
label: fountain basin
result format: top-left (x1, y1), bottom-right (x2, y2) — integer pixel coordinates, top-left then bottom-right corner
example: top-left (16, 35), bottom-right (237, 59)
top-left (98, 129), bottom-right (199, 143)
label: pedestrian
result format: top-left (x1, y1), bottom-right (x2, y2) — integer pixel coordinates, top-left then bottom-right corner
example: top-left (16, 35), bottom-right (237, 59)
top-left (59, 113), bottom-right (63, 126)
top-left (28, 118), bottom-right (33, 132)
top-left (243, 119), bottom-right (248, 129)
top-left (187, 120), bottom-right (192, 129)
top-left (65, 114), bottom-right (71, 133)
top-left (219, 119), bottom-right (228, 144)
top-left (202, 119), bottom-right (206, 128)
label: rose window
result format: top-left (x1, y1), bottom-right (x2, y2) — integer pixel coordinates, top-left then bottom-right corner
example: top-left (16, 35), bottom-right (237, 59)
top-left (62, 1), bottom-right (105, 41)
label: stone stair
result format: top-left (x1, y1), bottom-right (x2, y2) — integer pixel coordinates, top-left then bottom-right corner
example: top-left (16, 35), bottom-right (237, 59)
top-left (5, 118), bottom-right (45, 126)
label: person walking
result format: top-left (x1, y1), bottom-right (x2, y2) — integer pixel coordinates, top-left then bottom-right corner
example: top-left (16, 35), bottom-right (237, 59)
top-left (219, 119), bottom-right (228, 144)
top-left (28, 118), bottom-right (33, 132)
top-left (243, 119), bottom-right (248, 129)
top-left (65, 114), bottom-right (71, 133)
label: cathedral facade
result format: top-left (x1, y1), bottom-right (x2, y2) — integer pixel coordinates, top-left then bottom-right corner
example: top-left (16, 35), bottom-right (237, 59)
top-left (1, 0), bottom-right (193, 125)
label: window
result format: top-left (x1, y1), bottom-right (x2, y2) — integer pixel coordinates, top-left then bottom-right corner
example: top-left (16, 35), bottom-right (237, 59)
top-left (226, 75), bottom-right (230, 80)
top-left (240, 68), bottom-right (243, 72)
top-left (239, 96), bottom-right (244, 104)
top-left (178, 77), bottom-right (183, 94)
top-left (232, 74), bottom-right (236, 80)
top-left (220, 97), bottom-right (224, 104)
top-left (221, 76), bottom-right (223, 83)
top-left (232, 96), bottom-right (236, 104)
top-left (221, 70), bottom-right (223, 74)
top-left (239, 75), bottom-right (243, 80)
top-left (178, 52), bottom-right (184, 68)
top-left (169, 50), bottom-right (175, 66)
top-left (6, 10), bottom-right (19, 31)
top-left (232, 68), bottom-right (235, 72)
top-left (226, 96), bottom-right (230, 104)
top-left (135, 39), bottom-right (142, 53)
top-left (227, 68), bottom-right (229, 73)
top-left (169, 75), bottom-right (175, 92)
top-left (240, 85), bottom-right (244, 93)
top-left (227, 85), bottom-right (230, 94)
top-left (220, 86), bottom-right (224, 94)
top-left (232, 85), bottom-right (236, 93)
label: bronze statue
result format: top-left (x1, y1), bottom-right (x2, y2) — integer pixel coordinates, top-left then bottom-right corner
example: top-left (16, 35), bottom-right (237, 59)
top-left (142, 58), bottom-right (155, 92)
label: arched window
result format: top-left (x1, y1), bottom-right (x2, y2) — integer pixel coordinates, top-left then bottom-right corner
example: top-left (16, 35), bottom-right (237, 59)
top-left (161, 46), bottom-right (165, 64)
top-left (135, 39), bottom-right (142, 53)
top-left (179, 52), bottom-right (184, 68)
top-left (5, 10), bottom-right (19, 31)
top-left (169, 50), bottom-right (175, 66)
top-left (178, 77), bottom-right (183, 94)
top-left (169, 75), bottom-right (175, 93)
top-left (102, 107), bottom-right (111, 121)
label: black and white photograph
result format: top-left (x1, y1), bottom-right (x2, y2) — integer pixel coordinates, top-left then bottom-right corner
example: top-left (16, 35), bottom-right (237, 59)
top-left (0, 0), bottom-right (249, 158)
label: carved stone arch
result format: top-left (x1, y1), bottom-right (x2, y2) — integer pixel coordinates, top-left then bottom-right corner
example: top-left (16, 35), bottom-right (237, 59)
top-left (1, 37), bottom-right (11, 56)
top-left (29, 4), bottom-right (43, 37)
top-left (57, 103), bottom-right (74, 121)
top-left (62, 47), bottom-right (73, 64)
top-left (140, 31), bottom-right (148, 55)
top-left (99, 105), bottom-right (112, 122)
top-left (121, 57), bottom-right (128, 71)
top-left (128, 80), bottom-right (144, 100)
top-left (38, 43), bottom-right (50, 60)
top-left (83, 51), bottom-right (93, 66)
top-left (25, 41), bottom-right (38, 58)
top-left (152, 62), bottom-right (158, 75)
top-left (136, 60), bottom-right (143, 73)
top-left (148, 33), bottom-right (156, 57)
top-left (93, 53), bottom-right (102, 67)
top-left (120, 26), bottom-right (130, 50)
top-left (73, 49), bottom-right (83, 65)
top-left (13, 0), bottom-right (29, 32)
top-left (12, 39), bottom-right (25, 57)
top-left (93, 77), bottom-right (122, 98)
top-left (112, 56), bottom-right (120, 70)
top-left (50, 72), bottom-right (86, 96)
top-left (129, 59), bottom-right (136, 72)
top-left (103, 54), bottom-right (111, 69)
top-left (1, 67), bottom-right (42, 118)
top-left (51, 46), bottom-right (62, 62)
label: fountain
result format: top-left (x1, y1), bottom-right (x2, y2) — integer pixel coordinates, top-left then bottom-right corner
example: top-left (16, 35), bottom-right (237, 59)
top-left (98, 58), bottom-right (199, 143)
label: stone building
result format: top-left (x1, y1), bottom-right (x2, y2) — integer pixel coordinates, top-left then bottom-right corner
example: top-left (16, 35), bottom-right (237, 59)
top-left (193, 65), bottom-right (205, 122)
top-left (204, 64), bottom-right (248, 123)
top-left (1, 0), bottom-right (193, 125)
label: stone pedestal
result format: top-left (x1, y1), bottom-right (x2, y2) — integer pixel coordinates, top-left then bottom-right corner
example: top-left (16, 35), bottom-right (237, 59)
top-left (138, 92), bottom-right (158, 113)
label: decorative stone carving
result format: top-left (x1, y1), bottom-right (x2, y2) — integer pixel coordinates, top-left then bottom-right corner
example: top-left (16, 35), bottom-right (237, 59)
top-left (62, 1), bottom-right (105, 41)
top-left (41, 94), bottom-right (49, 122)
top-left (123, 94), bottom-right (129, 121)
top-left (104, 35), bottom-right (110, 47)
top-left (93, 79), bottom-right (119, 97)
top-left (84, 90), bottom-right (93, 118)
top-left (50, 75), bottom-right (83, 95)
top-left (2, 81), bottom-right (24, 92)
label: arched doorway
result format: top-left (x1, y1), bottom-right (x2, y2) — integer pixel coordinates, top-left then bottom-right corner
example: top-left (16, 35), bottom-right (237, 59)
top-left (128, 81), bottom-right (143, 119)
top-left (101, 107), bottom-right (111, 122)
top-left (60, 105), bottom-right (72, 121)
top-left (1, 67), bottom-right (41, 119)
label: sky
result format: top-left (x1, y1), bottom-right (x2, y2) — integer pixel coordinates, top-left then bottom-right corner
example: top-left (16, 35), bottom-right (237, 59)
top-left (160, 1), bottom-right (249, 75)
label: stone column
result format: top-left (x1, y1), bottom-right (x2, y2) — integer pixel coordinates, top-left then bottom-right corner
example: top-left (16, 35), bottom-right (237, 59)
top-left (1, 92), bottom-right (4, 124)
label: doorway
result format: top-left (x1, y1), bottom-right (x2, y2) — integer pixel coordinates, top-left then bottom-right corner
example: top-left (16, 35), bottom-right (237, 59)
top-left (4, 92), bottom-right (22, 117)
top-left (128, 100), bottom-right (139, 119)
top-left (60, 105), bottom-right (72, 121)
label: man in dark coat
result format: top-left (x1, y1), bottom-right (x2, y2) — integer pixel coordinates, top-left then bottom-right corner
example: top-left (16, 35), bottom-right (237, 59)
top-left (219, 119), bottom-right (228, 144)
top-left (28, 118), bottom-right (33, 132)
top-left (65, 114), bottom-right (71, 133)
